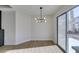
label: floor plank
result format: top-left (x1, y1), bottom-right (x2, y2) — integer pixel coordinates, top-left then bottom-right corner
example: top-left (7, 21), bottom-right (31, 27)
top-left (0, 40), bottom-right (54, 52)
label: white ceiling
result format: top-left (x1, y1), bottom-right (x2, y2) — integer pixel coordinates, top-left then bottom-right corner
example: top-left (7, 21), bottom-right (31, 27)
top-left (11, 5), bottom-right (62, 16)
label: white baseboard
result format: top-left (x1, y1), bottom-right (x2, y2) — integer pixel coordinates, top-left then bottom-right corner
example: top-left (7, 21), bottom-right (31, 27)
top-left (15, 39), bottom-right (31, 45)
top-left (31, 39), bottom-right (53, 41)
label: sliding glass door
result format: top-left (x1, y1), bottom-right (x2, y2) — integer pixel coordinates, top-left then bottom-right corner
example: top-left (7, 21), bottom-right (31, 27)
top-left (57, 13), bottom-right (67, 52)
top-left (57, 6), bottom-right (79, 53)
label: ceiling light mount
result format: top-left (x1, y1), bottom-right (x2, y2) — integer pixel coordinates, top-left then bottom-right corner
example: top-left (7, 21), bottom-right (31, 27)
top-left (40, 7), bottom-right (43, 9)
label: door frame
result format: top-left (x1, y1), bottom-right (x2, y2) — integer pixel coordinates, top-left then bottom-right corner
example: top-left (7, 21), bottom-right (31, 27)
top-left (57, 12), bottom-right (67, 53)
top-left (57, 5), bottom-right (78, 53)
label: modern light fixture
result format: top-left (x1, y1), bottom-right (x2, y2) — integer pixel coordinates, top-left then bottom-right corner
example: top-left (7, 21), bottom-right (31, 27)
top-left (35, 7), bottom-right (47, 23)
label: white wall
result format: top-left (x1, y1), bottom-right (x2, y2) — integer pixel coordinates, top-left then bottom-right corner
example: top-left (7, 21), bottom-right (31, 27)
top-left (2, 11), bottom-right (16, 45)
top-left (16, 11), bottom-right (31, 44)
top-left (15, 10), bottom-right (55, 44)
top-left (52, 5), bottom-right (75, 44)
top-left (1, 9), bottom-right (54, 45)
top-left (1, 9), bottom-right (31, 45)
top-left (31, 16), bottom-right (54, 40)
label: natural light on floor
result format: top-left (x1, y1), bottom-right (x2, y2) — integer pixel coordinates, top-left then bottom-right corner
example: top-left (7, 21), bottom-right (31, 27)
top-left (5, 45), bottom-right (63, 53)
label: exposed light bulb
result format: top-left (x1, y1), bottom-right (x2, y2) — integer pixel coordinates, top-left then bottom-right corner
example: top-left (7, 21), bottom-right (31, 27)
top-left (45, 20), bottom-right (47, 23)
top-left (35, 18), bottom-right (37, 20)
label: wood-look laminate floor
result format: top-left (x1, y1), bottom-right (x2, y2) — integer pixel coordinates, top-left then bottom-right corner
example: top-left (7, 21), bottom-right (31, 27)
top-left (0, 40), bottom-right (54, 53)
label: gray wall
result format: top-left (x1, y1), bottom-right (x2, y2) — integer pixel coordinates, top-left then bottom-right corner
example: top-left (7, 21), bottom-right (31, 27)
top-left (2, 11), bottom-right (16, 45)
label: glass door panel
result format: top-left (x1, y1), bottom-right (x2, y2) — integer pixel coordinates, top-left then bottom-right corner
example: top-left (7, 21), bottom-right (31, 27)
top-left (58, 14), bottom-right (67, 51)
top-left (67, 6), bottom-right (79, 53)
